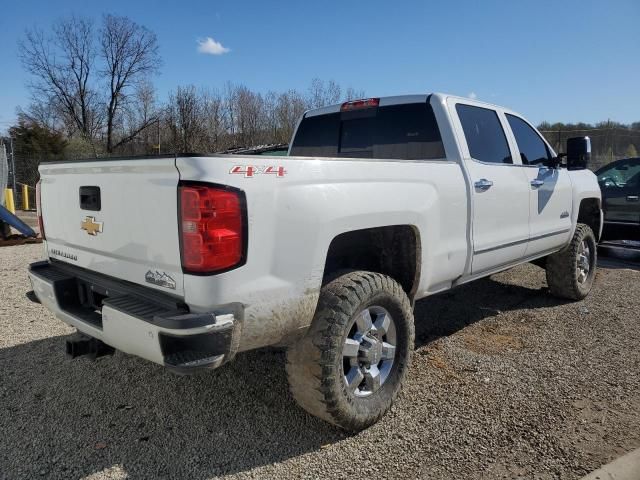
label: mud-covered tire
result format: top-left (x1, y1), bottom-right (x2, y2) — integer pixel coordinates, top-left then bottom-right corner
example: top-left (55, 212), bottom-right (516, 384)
top-left (286, 271), bottom-right (414, 431)
top-left (546, 223), bottom-right (597, 300)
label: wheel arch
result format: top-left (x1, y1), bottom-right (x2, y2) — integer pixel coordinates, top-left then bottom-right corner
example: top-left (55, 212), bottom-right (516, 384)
top-left (322, 225), bottom-right (421, 300)
top-left (577, 197), bottom-right (602, 241)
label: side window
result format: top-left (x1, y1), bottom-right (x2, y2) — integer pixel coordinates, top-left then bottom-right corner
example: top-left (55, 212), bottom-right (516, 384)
top-left (456, 104), bottom-right (512, 164)
top-left (506, 114), bottom-right (552, 166)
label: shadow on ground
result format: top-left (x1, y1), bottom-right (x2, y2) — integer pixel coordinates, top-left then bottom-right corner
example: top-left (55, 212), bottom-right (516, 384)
top-left (598, 243), bottom-right (640, 271)
top-left (0, 336), bottom-right (344, 479)
top-left (0, 258), bottom-right (634, 479)
top-left (413, 274), bottom-right (568, 347)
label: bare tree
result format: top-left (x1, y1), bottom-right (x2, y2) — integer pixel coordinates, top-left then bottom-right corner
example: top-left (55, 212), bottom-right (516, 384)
top-left (19, 14), bottom-right (161, 155)
top-left (307, 78), bottom-right (324, 109)
top-left (275, 90), bottom-right (307, 142)
top-left (19, 17), bottom-right (101, 140)
top-left (122, 80), bottom-right (158, 154)
top-left (234, 85), bottom-right (265, 146)
top-left (344, 87), bottom-right (366, 101)
top-left (201, 88), bottom-right (228, 151)
top-left (16, 101), bottom-right (63, 135)
top-left (307, 78), bottom-right (342, 109)
top-left (263, 91), bottom-right (279, 143)
top-left (100, 14), bottom-right (161, 152)
top-left (223, 81), bottom-right (238, 138)
top-left (162, 79), bottom-right (364, 152)
top-left (326, 80), bottom-right (342, 104)
top-left (165, 85), bottom-right (202, 152)
top-left (19, 20), bottom-right (366, 155)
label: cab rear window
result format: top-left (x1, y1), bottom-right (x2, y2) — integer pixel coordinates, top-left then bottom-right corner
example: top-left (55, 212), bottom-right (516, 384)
top-left (290, 102), bottom-right (445, 160)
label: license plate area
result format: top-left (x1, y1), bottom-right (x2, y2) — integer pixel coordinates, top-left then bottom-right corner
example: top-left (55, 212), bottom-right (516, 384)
top-left (77, 279), bottom-right (108, 311)
top-left (60, 278), bottom-right (105, 329)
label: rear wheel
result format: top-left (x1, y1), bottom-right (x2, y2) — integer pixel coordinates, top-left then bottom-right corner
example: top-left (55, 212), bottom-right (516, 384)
top-left (546, 223), bottom-right (597, 300)
top-left (286, 271), bottom-right (414, 431)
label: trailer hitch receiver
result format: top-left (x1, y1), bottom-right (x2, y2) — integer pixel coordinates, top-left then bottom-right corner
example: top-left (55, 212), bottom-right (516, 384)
top-left (66, 333), bottom-right (115, 360)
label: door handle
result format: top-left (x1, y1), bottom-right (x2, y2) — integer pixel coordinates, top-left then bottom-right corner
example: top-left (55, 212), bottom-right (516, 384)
top-left (474, 179), bottom-right (493, 191)
top-left (530, 179), bottom-right (545, 188)
top-left (627, 195), bottom-right (639, 202)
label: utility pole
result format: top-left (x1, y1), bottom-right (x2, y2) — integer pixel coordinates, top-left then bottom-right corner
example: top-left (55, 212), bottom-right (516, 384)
top-left (157, 117), bottom-right (161, 155)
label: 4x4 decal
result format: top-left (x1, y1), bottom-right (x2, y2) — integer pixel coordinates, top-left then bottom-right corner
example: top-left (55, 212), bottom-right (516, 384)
top-left (229, 165), bottom-right (287, 178)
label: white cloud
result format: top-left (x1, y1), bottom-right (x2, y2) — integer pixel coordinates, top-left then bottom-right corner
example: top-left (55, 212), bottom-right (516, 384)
top-left (468, 91), bottom-right (477, 100)
top-left (197, 37), bottom-right (230, 55)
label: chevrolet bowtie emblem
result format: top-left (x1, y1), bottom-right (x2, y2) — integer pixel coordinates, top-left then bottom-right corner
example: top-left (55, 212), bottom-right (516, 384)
top-left (81, 216), bottom-right (103, 236)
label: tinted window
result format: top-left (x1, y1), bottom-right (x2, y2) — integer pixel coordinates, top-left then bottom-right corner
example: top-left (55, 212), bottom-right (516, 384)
top-left (290, 103), bottom-right (445, 160)
top-left (289, 113), bottom-right (340, 157)
top-left (340, 114), bottom-right (374, 157)
top-left (506, 114), bottom-right (551, 165)
top-left (456, 104), bottom-right (512, 164)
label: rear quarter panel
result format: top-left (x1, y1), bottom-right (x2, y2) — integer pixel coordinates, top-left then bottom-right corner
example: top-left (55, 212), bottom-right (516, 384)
top-left (177, 154), bottom-right (468, 350)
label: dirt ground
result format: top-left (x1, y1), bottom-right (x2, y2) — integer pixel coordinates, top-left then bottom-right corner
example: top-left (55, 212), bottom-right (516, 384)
top-left (0, 244), bottom-right (639, 479)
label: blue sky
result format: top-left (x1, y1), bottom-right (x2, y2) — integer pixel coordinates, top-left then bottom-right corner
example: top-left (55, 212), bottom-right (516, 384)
top-left (0, 0), bottom-right (638, 133)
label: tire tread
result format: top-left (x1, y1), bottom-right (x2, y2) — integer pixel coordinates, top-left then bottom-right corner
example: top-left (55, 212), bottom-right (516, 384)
top-left (286, 271), bottom-right (413, 430)
top-left (546, 223), bottom-right (597, 300)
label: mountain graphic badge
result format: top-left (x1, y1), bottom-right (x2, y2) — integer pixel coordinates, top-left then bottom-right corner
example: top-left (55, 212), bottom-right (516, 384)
top-left (145, 270), bottom-right (176, 290)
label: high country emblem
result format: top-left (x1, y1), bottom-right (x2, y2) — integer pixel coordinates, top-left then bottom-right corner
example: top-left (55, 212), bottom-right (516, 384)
top-left (145, 270), bottom-right (177, 290)
top-left (81, 216), bottom-right (103, 236)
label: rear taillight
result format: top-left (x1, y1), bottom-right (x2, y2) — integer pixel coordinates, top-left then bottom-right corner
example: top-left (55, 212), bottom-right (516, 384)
top-left (340, 98), bottom-right (380, 112)
top-left (36, 180), bottom-right (45, 240)
top-left (178, 184), bottom-right (245, 274)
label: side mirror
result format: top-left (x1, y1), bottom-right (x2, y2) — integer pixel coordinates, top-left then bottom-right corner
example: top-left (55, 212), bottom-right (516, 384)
top-left (566, 136), bottom-right (591, 170)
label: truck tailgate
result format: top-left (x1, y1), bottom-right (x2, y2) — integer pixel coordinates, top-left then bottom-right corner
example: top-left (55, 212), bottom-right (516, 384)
top-left (39, 158), bottom-right (184, 296)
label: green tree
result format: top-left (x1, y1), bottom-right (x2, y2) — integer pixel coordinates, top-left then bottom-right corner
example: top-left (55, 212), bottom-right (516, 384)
top-left (9, 119), bottom-right (67, 158)
top-left (8, 118), bottom-right (68, 187)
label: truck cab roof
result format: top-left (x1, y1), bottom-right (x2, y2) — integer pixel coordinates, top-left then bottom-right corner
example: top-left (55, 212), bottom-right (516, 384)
top-left (302, 92), bottom-right (519, 119)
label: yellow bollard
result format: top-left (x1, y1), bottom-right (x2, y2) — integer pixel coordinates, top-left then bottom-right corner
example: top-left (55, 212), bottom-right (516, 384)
top-left (22, 184), bottom-right (30, 211)
top-left (4, 188), bottom-right (16, 214)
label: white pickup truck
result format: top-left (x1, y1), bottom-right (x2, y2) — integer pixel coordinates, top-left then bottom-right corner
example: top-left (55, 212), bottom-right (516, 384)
top-left (29, 93), bottom-right (602, 430)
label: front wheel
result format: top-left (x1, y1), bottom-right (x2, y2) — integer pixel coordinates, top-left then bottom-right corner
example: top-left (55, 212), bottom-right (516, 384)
top-left (286, 271), bottom-right (414, 431)
top-left (546, 223), bottom-right (597, 300)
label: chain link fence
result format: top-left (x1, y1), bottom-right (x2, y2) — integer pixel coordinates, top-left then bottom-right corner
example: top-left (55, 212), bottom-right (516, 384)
top-left (11, 152), bottom-right (40, 211)
top-left (2, 140), bottom-right (44, 210)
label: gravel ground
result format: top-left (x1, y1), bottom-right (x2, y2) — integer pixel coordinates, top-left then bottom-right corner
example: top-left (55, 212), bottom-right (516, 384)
top-left (1, 244), bottom-right (639, 480)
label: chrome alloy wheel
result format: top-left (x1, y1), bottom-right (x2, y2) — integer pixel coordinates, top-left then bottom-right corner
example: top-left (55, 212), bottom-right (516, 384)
top-left (342, 306), bottom-right (397, 397)
top-left (577, 239), bottom-right (592, 284)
